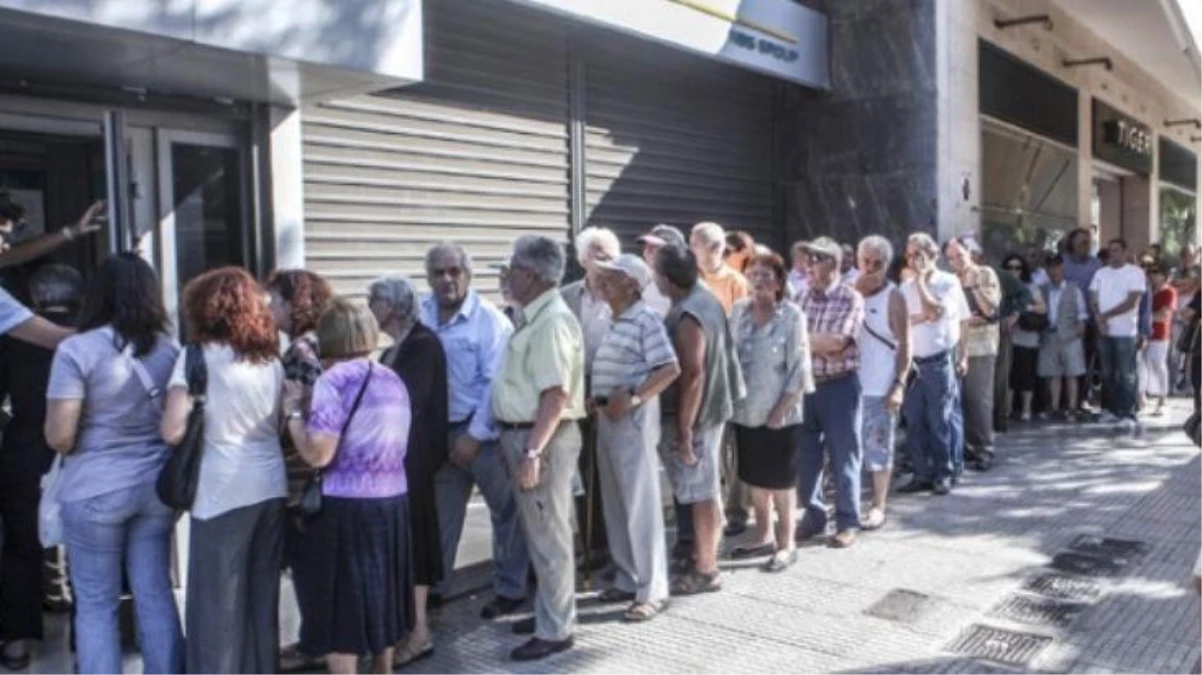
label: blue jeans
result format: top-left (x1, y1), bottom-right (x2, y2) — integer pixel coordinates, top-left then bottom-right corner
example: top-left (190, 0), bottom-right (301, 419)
top-left (904, 353), bottom-right (957, 483)
top-left (950, 379), bottom-right (965, 477)
top-left (797, 373), bottom-right (863, 531)
top-left (434, 426), bottom-right (529, 600)
top-left (1098, 336), bottom-right (1138, 419)
top-left (62, 481), bottom-right (182, 674)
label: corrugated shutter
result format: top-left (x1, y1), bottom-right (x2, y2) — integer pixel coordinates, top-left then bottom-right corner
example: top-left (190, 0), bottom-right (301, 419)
top-left (580, 29), bottom-right (778, 249)
top-left (302, 0), bottom-right (570, 297)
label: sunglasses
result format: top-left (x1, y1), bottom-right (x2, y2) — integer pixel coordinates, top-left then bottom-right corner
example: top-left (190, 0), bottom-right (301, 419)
top-left (1005, 264), bottom-right (1023, 271)
top-left (807, 252), bottom-right (832, 264)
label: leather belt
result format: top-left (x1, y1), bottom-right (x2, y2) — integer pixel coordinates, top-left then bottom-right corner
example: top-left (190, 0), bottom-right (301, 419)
top-left (497, 421), bottom-right (536, 431)
top-left (913, 350), bottom-right (951, 365)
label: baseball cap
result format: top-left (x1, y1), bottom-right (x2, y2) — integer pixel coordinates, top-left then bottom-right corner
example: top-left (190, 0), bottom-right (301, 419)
top-left (636, 224), bottom-right (686, 249)
top-left (800, 236), bottom-right (842, 261)
top-left (595, 253), bottom-right (654, 290)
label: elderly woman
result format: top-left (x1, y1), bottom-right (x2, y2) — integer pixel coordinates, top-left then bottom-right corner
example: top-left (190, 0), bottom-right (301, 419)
top-left (1001, 253), bottom-right (1047, 422)
top-left (283, 299), bottom-right (413, 674)
top-left (588, 254), bottom-right (680, 622)
top-left (368, 276), bottom-right (448, 667)
top-left (728, 252), bottom-right (813, 572)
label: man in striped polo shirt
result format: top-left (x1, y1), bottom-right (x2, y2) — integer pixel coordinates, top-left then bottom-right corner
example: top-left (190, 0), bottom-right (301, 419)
top-left (589, 254), bottom-right (681, 622)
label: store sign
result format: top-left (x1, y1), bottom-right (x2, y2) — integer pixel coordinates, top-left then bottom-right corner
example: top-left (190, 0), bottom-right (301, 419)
top-left (506, 0), bottom-right (830, 89)
top-left (1093, 98), bottom-right (1153, 175)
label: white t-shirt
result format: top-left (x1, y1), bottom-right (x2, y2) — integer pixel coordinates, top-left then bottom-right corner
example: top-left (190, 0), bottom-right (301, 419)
top-left (170, 343), bottom-right (286, 520)
top-left (1089, 264), bottom-right (1147, 338)
top-left (901, 270), bottom-right (970, 358)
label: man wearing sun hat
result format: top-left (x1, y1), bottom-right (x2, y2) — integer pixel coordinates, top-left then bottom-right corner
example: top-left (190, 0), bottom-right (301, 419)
top-left (636, 225), bottom-right (687, 318)
top-left (589, 253), bottom-right (681, 621)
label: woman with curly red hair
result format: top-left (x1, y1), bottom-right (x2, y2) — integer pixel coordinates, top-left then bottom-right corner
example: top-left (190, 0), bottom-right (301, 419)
top-left (161, 267), bottom-right (286, 674)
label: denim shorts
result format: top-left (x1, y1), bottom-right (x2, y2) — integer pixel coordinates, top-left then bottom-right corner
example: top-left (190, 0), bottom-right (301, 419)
top-left (861, 396), bottom-right (897, 472)
top-left (658, 422), bottom-right (723, 504)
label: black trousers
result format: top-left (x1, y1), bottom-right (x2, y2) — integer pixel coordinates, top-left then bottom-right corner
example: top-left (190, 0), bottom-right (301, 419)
top-left (0, 477), bottom-right (43, 641)
top-left (575, 417), bottom-right (609, 563)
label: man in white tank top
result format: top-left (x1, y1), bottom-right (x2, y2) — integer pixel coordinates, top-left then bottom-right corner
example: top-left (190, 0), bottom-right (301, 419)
top-left (853, 236), bottom-right (912, 529)
top-left (897, 233), bottom-right (971, 496)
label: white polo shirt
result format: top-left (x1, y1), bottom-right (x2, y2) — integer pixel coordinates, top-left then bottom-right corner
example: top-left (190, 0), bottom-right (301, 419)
top-left (900, 270), bottom-right (970, 358)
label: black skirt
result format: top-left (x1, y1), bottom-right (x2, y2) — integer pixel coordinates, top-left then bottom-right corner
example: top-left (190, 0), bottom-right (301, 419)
top-left (294, 494), bottom-right (413, 657)
top-left (1010, 345), bottom-right (1040, 393)
top-left (407, 476), bottom-right (443, 587)
top-left (734, 424), bottom-right (803, 490)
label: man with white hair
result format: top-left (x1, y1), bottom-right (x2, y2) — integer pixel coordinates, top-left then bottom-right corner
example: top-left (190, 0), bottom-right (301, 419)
top-left (495, 235), bottom-right (586, 661)
top-left (853, 236), bottom-right (911, 530)
top-left (561, 226), bottom-right (621, 564)
top-left (898, 233), bottom-right (970, 496)
top-left (636, 224), bottom-right (688, 318)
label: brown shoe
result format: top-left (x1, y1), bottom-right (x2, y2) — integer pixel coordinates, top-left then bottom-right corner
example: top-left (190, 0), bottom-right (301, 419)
top-left (829, 529), bottom-right (857, 549)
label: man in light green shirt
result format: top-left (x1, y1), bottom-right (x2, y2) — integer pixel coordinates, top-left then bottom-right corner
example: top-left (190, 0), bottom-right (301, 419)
top-left (492, 235), bottom-right (585, 662)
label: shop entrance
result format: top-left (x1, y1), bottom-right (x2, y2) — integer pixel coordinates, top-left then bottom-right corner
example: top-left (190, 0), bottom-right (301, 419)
top-left (0, 95), bottom-right (253, 329)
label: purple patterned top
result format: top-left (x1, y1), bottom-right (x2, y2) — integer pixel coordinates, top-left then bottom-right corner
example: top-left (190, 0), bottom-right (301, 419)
top-left (307, 359), bottom-right (410, 498)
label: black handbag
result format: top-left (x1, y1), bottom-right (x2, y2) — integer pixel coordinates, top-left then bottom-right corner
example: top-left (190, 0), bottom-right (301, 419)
top-left (1017, 311), bottom-right (1050, 332)
top-left (297, 363), bottom-right (373, 518)
top-left (156, 345), bottom-right (208, 510)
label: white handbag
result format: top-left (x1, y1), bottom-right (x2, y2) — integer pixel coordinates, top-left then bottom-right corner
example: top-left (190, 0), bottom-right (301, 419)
top-left (39, 454), bottom-right (65, 547)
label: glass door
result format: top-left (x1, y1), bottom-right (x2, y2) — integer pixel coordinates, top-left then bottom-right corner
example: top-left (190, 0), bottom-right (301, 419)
top-left (156, 129), bottom-right (249, 328)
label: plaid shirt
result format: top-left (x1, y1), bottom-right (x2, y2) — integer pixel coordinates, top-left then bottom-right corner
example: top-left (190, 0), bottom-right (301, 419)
top-left (799, 281), bottom-right (864, 379)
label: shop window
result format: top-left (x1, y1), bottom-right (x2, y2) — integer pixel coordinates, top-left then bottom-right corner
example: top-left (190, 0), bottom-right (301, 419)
top-left (980, 120), bottom-right (1078, 264)
top-left (1160, 187), bottom-right (1197, 263)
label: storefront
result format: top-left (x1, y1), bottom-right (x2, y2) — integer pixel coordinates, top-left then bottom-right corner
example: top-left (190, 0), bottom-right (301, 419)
top-left (1158, 137), bottom-right (1198, 258)
top-left (1090, 97), bottom-right (1156, 251)
top-left (301, 0), bottom-right (830, 296)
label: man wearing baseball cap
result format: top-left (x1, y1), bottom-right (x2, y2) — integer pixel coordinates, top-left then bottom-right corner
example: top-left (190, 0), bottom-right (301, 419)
top-left (795, 236), bottom-right (865, 549)
top-left (636, 225), bottom-right (687, 318)
top-left (589, 254), bottom-right (680, 621)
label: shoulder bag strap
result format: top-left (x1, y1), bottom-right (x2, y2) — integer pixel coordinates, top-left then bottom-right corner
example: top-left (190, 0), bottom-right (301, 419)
top-left (320, 363), bottom-right (373, 474)
top-left (110, 329), bottom-right (163, 402)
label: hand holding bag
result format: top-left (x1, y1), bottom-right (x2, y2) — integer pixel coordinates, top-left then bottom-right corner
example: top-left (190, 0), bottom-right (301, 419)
top-left (156, 344), bottom-right (208, 509)
top-left (297, 363), bottom-right (373, 517)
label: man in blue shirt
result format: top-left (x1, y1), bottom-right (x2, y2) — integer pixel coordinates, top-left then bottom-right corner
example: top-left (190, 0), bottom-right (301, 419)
top-left (1062, 228), bottom-right (1102, 410)
top-left (421, 242), bottom-right (530, 620)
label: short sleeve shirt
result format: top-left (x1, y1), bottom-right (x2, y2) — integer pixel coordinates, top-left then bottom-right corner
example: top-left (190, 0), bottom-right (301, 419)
top-left (799, 282), bottom-right (864, 378)
top-left (964, 266), bottom-right (1002, 357)
top-left (1089, 264), bottom-right (1148, 337)
top-left (492, 289), bottom-right (586, 424)
top-left (730, 299), bottom-right (813, 427)
top-left (308, 360), bottom-right (409, 498)
top-left (47, 327), bottom-right (179, 503)
top-left (1151, 287), bottom-right (1177, 341)
top-left (0, 287), bottom-right (32, 335)
top-left (901, 270), bottom-right (970, 358)
top-left (590, 301), bottom-right (677, 398)
top-left (170, 344), bottom-right (286, 520)
top-left (700, 265), bottom-right (750, 315)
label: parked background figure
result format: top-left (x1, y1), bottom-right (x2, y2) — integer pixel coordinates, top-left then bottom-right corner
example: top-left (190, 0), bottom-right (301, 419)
top-left (589, 254), bottom-right (680, 621)
top-left (728, 252), bottom-right (812, 571)
top-left (369, 275), bottom-right (448, 667)
top-left (562, 226), bottom-right (621, 572)
top-left (1039, 254), bottom-right (1089, 420)
top-left (162, 267), bottom-right (285, 674)
top-left (44, 254), bottom-right (182, 674)
top-left (854, 236), bottom-right (911, 531)
top-left (1089, 239), bottom-right (1147, 431)
top-left (283, 299), bottom-right (414, 675)
top-left (724, 230), bottom-right (756, 274)
top-left (421, 242), bottom-right (529, 620)
top-left (265, 268), bottom-right (333, 671)
top-left (1002, 253), bottom-right (1048, 422)
top-left (1142, 265), bottom-right (1176, 417)
top-left (636, 225), bottom-right (687, 319)
top-left (946, 236), bottom-right (1001, 472)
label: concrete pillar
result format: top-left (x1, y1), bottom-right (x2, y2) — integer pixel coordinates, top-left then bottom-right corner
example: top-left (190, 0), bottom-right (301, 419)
top-left (1077, 90), bottom-right (1093, 233)
top-left (270, 105), bottom-right (306, 269)
top-left (1097, 179), bottom-right (1122, 244)
top-left (1121, 175), bottom-right (1153, 254)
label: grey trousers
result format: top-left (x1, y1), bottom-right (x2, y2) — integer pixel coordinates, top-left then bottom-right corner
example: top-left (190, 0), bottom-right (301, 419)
top-left (596, 399), bottom-right (669, 604)
top-left (186, 498), bottom-right (285, 674)
top-left (964, 355), bottom-right (997, 454)
top-left (433, 424), bottom-right (529, 601)
top-left (993, 332), bottom-right (1013, 427)
top-left (500, 422), bottom-right (582, 642)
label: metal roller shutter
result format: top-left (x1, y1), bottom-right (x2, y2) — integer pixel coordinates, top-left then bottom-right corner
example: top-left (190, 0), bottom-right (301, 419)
top-left (580, 29), bottom-right (778, 250)
top-left (302, 0), bottom-right (570, 298)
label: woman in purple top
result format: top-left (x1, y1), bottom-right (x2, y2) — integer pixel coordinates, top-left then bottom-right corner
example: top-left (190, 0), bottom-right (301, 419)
top-left (283, 298), bottom-right (413, 674)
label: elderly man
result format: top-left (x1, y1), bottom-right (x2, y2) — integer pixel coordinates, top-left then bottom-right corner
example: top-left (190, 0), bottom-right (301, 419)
top-left (421, 242), bottom-right (529, 620)
top-left (946, 236), bottom-right (1001, 472)
top-left (589, 254), bottom-right (680, 621)
top-left (1039, 254), bottom-right (1089, 419)
top-left (1063, 228), bottom-right (1103, 409)
top-left (689, 221), bottom-right (752, 536)
top-left (495, 235), bottom-right (586, 661)
top-left (898, 233), bottom-right (970, 495)
top-left (655, 243), bottom-right (742, 594)
top-left (637, 224), bottom-right (688, 318)
top-left (795, 237), bottom-right (865, 548)
top-left (561, 226), bottom-right (621, 568)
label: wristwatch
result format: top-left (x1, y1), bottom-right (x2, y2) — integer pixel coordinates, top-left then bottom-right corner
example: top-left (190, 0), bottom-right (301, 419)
top-left (286, 410), bottom-right (304, 422)
top-left (524, 447), bottom-right (541, 460)
top-left (630, 393), bottom-right (644, 408)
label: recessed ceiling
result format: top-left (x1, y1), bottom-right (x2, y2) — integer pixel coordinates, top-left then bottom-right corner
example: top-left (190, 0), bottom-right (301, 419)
top-left (1052, 0), bottom-right (1201, 110)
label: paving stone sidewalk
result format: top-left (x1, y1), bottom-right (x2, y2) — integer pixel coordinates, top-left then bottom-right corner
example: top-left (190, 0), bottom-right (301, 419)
top-left (416, 401), bottom-right (1202, 674)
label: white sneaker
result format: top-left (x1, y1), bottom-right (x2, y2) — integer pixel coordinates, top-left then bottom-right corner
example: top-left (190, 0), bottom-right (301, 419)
top-left (1097, 412), bottom-right (1120, 424)
top-left (1116, 418), bottom-right (1137, 432)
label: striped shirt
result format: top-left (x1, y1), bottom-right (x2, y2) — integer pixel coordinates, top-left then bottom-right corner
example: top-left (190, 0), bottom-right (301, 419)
top-left (800, 281), bottom-right (864, 379)
top-left (591, 300), bottom-right (678, 398)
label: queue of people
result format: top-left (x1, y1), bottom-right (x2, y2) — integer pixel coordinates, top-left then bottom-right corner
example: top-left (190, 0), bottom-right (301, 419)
top-left (0, 208), bottom-right (1196, 674)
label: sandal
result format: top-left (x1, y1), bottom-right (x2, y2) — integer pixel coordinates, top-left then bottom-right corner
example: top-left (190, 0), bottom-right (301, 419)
top-left (762, 548), bottom-right (798, 573)
top-left (670, 569), bottom-right (722, 596)
top-left (623, 599), bottom-right (669, 623)
top-left (279, 644), bottom-right (324, 673)
top-left (596, 587), bottom-right (637, 604)
top-left (861, 507), bottom-right (887, 531)
top-left (730, 542), bottom-right (775, 559)
top-left (392, 638), bottom-right (434, 669)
